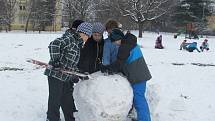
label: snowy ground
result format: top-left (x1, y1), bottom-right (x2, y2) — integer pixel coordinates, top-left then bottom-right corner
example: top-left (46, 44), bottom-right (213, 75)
top-left (0, 31), bottom-right (215, 121)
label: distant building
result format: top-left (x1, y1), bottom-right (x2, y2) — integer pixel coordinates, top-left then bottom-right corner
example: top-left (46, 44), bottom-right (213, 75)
top-left (207, 3), bottom-right (215, 30)
top-left (12, 0), bottom-right (28, 30)
top-left (207, 16), bottom-right (215, 30)
top-left (11, 0), bottom-right (62, 31)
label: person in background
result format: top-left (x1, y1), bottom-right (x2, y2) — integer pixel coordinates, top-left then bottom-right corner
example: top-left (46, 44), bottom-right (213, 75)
top-left (200, 39), bottom-right (209, 52)
top-left (180, 39), bottom-right (188, 50)
top-left (105, 28), bottom-right (152, 121)
top-left (78, 22), bottom-right (105, 74)
top-left (184, 42), bottom-right (201, 52)
top-left (44, 22), bottom-right (93, 121)
top-left (126, 30), bottom-right (131, 34)
top-left (155, 35), bottom-right (164, 49)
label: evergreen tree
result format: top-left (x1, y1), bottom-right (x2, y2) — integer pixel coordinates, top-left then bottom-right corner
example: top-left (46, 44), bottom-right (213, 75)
top-left (173, 0), bottom-right (213, 31)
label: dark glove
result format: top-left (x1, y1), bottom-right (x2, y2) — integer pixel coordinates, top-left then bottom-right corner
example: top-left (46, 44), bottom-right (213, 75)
top-left (49, 61), bottom-right (61, 70)
top-left (100, 65), bottom-right (109, 73)
top-left (107, 64), bottom-right (119, 73)
top-left (71, 75), bottom-right (80, 83)
top-left (106, 65), bottom-right (117, 75)
top-left (100, 65), bottom-right (115, 75)
top-left (79, 75), bottom-right (89, 80)
top-left (70, 73), bottom-right (89, 83)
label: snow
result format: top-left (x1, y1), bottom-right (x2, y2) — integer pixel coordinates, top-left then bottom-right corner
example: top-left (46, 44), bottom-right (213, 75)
top-left (73, 72), bottom-right (133, 121)
top-left (0, 31), bottom-right (215, 121)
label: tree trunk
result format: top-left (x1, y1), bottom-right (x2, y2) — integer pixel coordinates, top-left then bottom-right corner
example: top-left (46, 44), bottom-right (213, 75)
top-left (25, 0), bottom-right (34, 32)
top-left (25, 12), bottom-right (32, 32)
top-left (25, 7), bottom-right (33, 32)
top-left (138, 22), bottom-right (143, 38)
top-left (5, 26), bottom-right (8, 32)
top-left (25, 19), bottom-right (29, 32)
top-left (32, 21), bottom-right (35, 32)
top-left (8, 23), bottom-right (11, 31)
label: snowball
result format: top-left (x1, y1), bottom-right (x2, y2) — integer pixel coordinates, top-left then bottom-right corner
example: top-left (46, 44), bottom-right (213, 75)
top-left (73, 72), bottom-right (133, 121)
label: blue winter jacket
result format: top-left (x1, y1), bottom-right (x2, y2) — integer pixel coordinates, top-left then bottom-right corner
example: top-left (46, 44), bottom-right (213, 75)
top-left (102, 37), bottom-right (119, 65)
top-left (123, 45), bottom-right (152, 83)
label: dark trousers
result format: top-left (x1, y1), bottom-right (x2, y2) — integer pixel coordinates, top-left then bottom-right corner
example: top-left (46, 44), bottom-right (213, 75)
top-left (186, 47), bottom-right (194, 52)
top-left (47, 76), bottom-right (76, 121)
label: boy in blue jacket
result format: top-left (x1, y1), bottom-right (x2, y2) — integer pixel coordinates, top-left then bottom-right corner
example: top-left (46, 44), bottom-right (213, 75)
top-left (105, 29), bottom-right (152, 121)
top-left (102, 20), bottom-right (120, 66)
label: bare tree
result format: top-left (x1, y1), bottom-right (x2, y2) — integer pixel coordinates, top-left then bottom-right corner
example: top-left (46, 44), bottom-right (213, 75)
top-left (0, 0), bottom-right (17, 31)
top-left (0, 0), bottom-right (6, 31)
top-left (117, 0), bottom-right (173, 37)
top-left (94, 0), bottom-right (124, 22)
top-left (25, 0), bottom-right (35, 32)
top-left (61, 0), bottom-right (96, 27)
top-left (28, 0), bottom-right (57, 32)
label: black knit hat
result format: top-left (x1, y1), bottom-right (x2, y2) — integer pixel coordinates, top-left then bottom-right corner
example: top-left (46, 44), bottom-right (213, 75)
top-left (72, 20), bottom-right (84, 29)
top-left (110, 28), bottom-right (124, 42)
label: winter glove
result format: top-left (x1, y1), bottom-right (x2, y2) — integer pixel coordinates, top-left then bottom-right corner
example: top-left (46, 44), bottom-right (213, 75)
top-left (107, 64), bottom-right (119, 73)
top-left (100, 65), bottom-right (115, 75)
top-left (49, 61), bottom-right (61, 70)
top-left (105, 65), bottom-right (117, 75)
top-left (106, 59), bottom-right (123, 74)
top-left (70, 74), bottom-right (89, 83)
top-left (100, 65), bottom-right (109, 73)
top-left (70, 75), bottom-right (80, 83)
top-left (78, 75), bottom-right (89, 80)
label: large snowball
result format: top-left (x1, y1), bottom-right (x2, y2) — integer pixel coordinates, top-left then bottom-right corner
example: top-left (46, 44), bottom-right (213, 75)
top-left (73, 72), bottom-right (133, 121)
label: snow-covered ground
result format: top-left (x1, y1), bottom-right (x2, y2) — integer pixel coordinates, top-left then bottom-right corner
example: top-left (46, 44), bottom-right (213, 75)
top-left (0, 31), bottom-right (215, 121)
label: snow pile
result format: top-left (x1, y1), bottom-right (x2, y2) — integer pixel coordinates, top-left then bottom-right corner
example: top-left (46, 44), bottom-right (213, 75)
top-left (146, 84), bottom-right (160, 113)
top-left (73, 72), bottom-right (133, 121)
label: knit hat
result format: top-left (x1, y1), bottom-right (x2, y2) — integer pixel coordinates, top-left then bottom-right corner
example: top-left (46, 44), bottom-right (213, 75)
top-left (92, 22), bottom-right (105, 34)
top-left (110, 28), bottom-right (124, 42)
top-left (105, 19), bottom-right (119, 30)
top-left (71, 20), bottom-right (84, 29)
top-left (77, 22), bottom-right (93, 37)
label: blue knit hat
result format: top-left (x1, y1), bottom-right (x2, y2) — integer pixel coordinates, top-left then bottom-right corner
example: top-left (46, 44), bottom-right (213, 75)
top-left (77, 22), bottom-right (93, 37)
top-left (110, 28), bottom-right (124, 42)
top-left (92, 22), bottom-right (105, 34)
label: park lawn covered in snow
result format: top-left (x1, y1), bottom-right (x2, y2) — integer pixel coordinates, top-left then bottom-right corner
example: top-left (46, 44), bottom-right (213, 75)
top-left (0, 31), bottom-right (215, 121)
